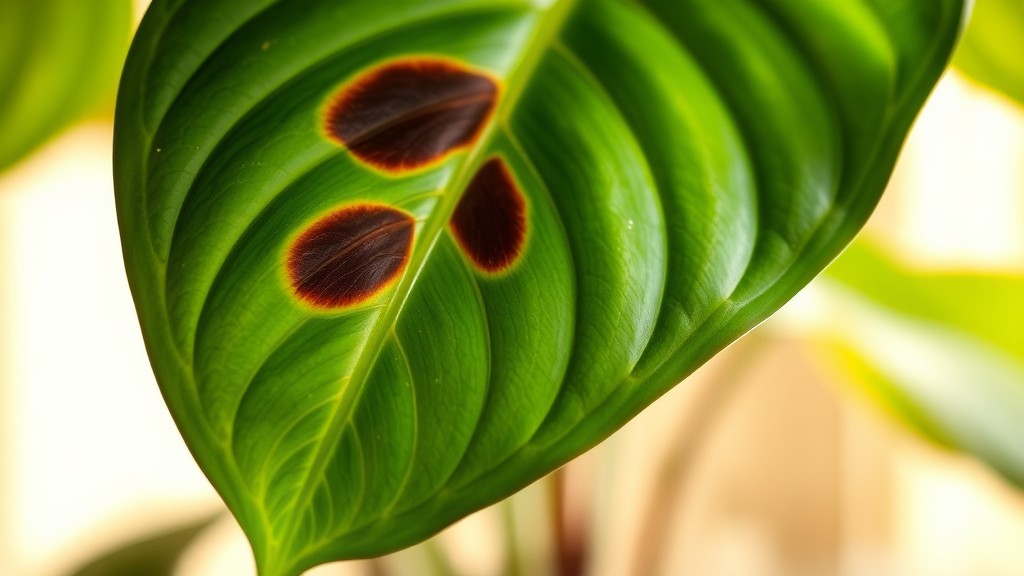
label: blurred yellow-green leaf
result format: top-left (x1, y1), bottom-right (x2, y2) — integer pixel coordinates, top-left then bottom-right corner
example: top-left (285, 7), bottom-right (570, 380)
top-left (954, 0), bottom-right (1024, 106)
top-left (67, 514), bottom-right (217, 576)
top-left (816, 243), bottom-right (1024, 488)
top-left (825, 242), bottom-right (1024, 357)
top-left (0, 0), bottom-right (132, 171)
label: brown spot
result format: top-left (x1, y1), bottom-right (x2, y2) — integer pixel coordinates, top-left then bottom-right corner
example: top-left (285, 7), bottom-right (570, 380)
top-left (450, 158), bottom-right (526, 273)
top-left (324, 58), bottom-right (498, 172)
top-left (288, 204), bottom-right (414, 308)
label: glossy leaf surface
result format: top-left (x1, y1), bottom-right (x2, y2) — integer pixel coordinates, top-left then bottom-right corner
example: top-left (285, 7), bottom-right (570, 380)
top-left (113, 1), bottom-right (964, 574)
top-left (953, 0), bottom-right (1024, 105)
top-left (819, 243), bottom-right (1024, 488)
top-left (0, 0), bottom-right (131, 170)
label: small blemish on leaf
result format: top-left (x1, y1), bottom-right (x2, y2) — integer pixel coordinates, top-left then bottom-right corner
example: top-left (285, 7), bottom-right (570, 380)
top-left (323, 58), bottom-right (498, 173)
top-left (288, 204), bottom-right (414, 309)
top-left (450, 158), bottom-right (526, 274)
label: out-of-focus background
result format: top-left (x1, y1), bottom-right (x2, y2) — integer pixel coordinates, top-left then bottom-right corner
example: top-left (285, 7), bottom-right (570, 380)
top-left (2, 1), bottom-right (1023, 575)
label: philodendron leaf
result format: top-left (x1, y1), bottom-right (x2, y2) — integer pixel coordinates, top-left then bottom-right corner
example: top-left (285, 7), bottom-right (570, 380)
top-left (953, 0), bottom-right (1024, 106)
top-left (818, 243), bottom-right (1024, 487)
top-left (0, 0), bottom-right (131, 171)
top-left (113, 1), bottom-right (964, 574)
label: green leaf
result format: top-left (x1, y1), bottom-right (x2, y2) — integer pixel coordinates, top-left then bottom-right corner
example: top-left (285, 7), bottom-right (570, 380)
top-left (818, 242), bottom-right (1024, 488)
top-left (0, 0), bottom-right (132, 171)
top-left (67, 514), bottom-right (217, 576)
top-left (953, 0), bottom-right (1024, 106)
top-left (826, 242), bottom-right (1024, 358)
top-left (113, 1), bottom-right (963, 574)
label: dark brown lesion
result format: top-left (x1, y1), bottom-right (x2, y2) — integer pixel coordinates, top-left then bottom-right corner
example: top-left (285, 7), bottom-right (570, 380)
top-left (288, 204), bottom-right (415, 309)
top-left (325, 58), bottom-right (499, 173)
top-left (450, 158), bottom-right (527, 274)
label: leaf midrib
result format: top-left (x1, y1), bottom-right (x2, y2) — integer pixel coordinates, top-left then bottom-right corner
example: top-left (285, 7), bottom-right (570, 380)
top-left (272, 0), bottom-right (580, 568)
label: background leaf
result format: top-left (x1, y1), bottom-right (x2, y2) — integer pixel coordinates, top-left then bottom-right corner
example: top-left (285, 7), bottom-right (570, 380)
top-left (816, 243), bottom-right (1024, 488)
top-left (113, 1), bottom-right (964, 574)
top-left (826, 242), bottom-right (1024, 357)
top-left (67, 514), bottom-right (217, 576)
top-left (0, 0), bottom-right (132, 171)
top-left (953, 0), bottom-right (1024, 106)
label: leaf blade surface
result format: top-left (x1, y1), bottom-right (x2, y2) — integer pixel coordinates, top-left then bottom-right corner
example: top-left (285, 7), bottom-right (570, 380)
top-left (113, 1), bottom-right (964, 573)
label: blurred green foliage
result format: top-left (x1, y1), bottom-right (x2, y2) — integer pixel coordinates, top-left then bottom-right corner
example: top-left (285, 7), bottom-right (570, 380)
top-left (954, 0), bottom-right (1024, 105)
top-left (67, 514), bottom-right (217, 576)
top-left (0, 0), bottom-right (131, 171)
top-left (821, 243), bottom-right (1024, 488)
top-left (827, 243), bottom-right (1024, 358)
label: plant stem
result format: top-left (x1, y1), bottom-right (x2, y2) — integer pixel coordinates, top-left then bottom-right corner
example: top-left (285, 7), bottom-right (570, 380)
top-left (366, 558), bottom-right (391, 576)
top-left (631, 330), bottom-right (767, 576)
top-left (549, 467), bottom-right (586, 576)
top-left (423, 538), bottom-right (460, 576)
top-left (500, 497), bottom-right (524, 576)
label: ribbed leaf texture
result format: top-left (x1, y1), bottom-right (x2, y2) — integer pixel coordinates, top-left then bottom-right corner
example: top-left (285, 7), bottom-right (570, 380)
top-left (113, 1), bottom-right (965, 574)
